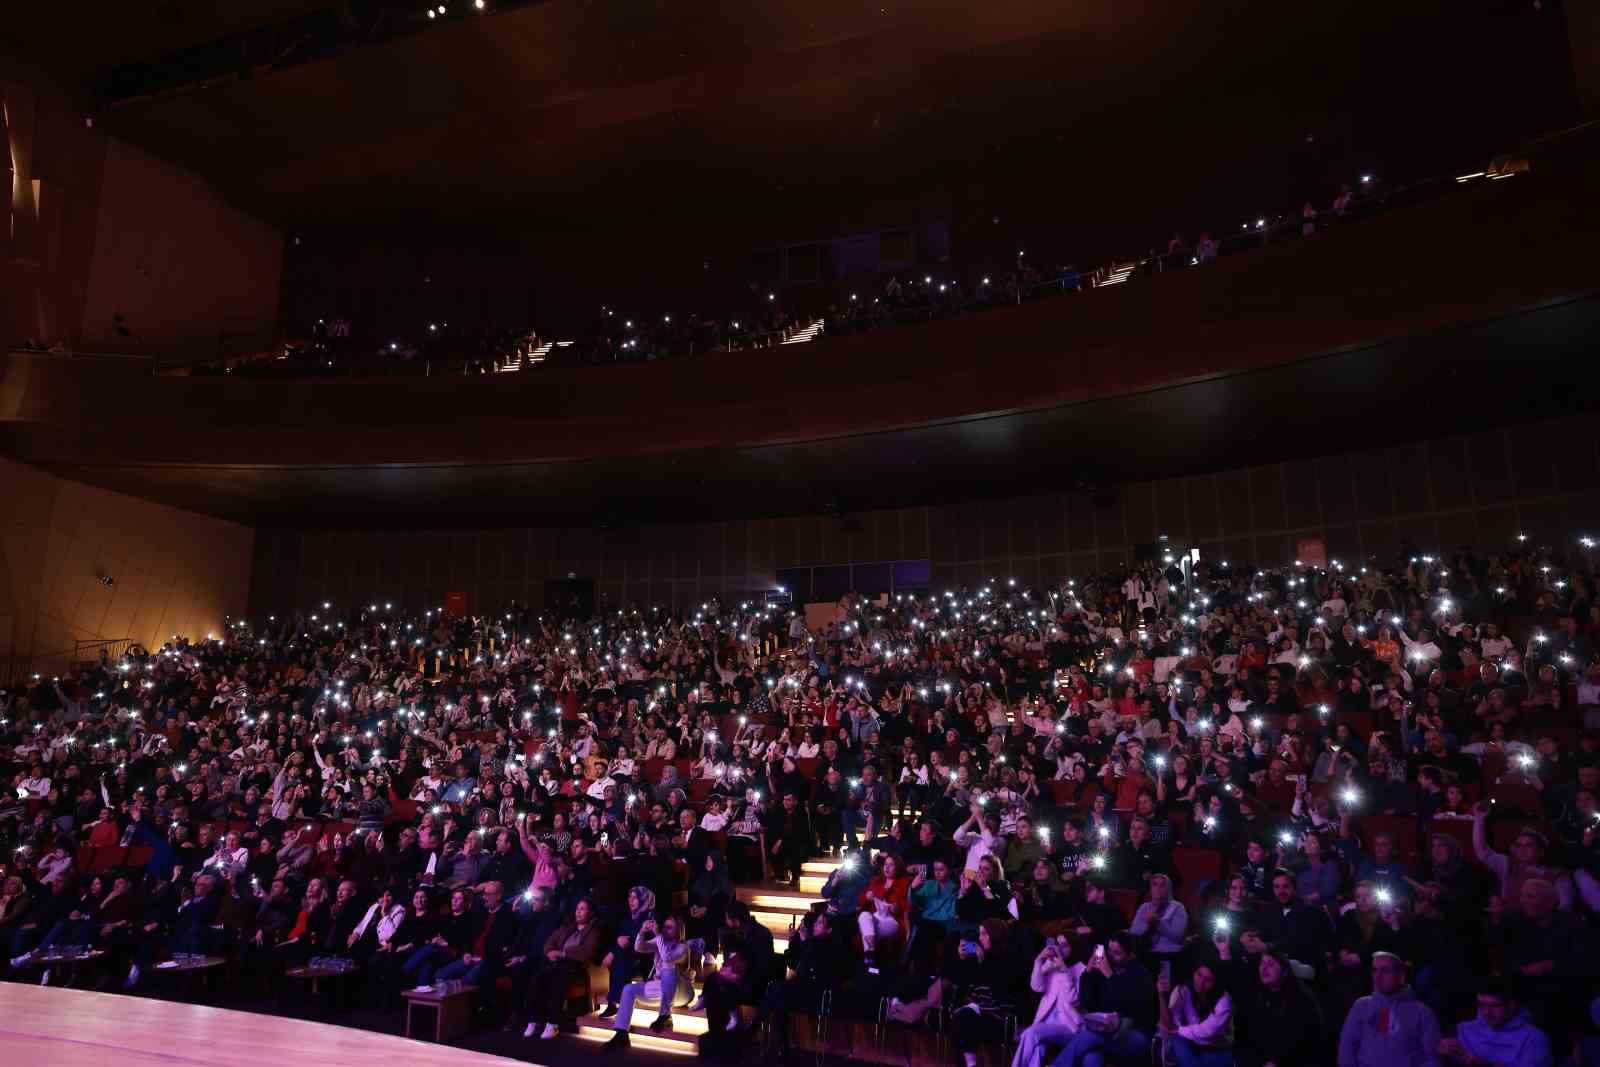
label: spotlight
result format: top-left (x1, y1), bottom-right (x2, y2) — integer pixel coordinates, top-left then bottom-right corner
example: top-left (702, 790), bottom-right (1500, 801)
top-left (427, 8), bottom-right (435, 17)
top-left (475, 0), bottom-right (485, 7)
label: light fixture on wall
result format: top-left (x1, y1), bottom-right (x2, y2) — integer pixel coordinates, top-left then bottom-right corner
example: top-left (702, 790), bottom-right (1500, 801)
top-left (98, 574), bottom-right (116, 587)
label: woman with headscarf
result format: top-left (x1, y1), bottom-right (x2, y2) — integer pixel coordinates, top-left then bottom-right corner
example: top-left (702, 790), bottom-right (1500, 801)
top-left (685, 853), bottom-right (732, 955)
top-left (1407, 832), bottom-right (1490, 926)
top-left (598, 885), bottom-right (658, 1020)
top-left (605, 911), bottom-right (693, 1046)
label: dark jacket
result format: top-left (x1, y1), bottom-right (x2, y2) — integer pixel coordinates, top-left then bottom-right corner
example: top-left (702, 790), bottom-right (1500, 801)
top-left (1078, 960), bottom-right (1157, 1034)
top-left (388, 909), bottom-right (438, 954)
top-left (784, 926), bottom-right (852, 989)
top-left (1256, 900), bottom-right (1334, 967)
top-left (1235, 977), bottom-right (1323, 1067)
top-left (473, 904), bottom-right (521, 970)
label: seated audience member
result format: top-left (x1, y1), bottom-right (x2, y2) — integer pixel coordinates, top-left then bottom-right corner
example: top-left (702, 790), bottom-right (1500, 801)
top-left (1156, 960), bottom-right (1234, 1067)
top-left (1056, 931), bottom-right (1157, 1066)
top-left (1130, 873), bottom-right (1188, 965)
top-left (599, 885), bottom-right (659, 1019)
top-left (605, 911), bottom-right (692, 1046)
top-left (1230, 950), bottom-right (1324, 1067)
top-left (4, 546), bottom-right (1600, 1067)
top-left (857, 852), bottom-right (911, 966)
top-left (435, 880), bottom-right (515, 985)
top-left (1473, 806), bottom-right (1576, 911)
top-left (1337, 951), bottom-right (1442, 1067)
top-left (522, 897), bottom-right (602, 1040)
top-left (760, 910), bottom-right (851, 1060)
top-left (697, 901), bottom-right (775, 1056)
top-left (1013, 934), bottom-right (1086, 1067)
top-left (1439, 982), bottom-right (1552, 1067)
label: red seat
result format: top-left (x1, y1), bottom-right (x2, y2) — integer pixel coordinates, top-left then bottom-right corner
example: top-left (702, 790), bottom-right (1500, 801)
top-left (1106, 888), bottom-right (1140, 924)
top-left (75, 847), bottom-right (98, 874)
top-left (1173, 846), bottom-right (1222, 878)
top-left (1428, 818), bottom-right (1476, 858)
top-left (1172, 847), bottom-right (1223, 915)
top-left (1487, 782), bottom-right (1542, 816)
top-left (1491, 819), bottom-right (1553, 852)
top-left (1256, 782), bottom-right (1297, 816)
top-left (1341, 711), bottom-right (1376, 737)
top-left (796, 758), bottom-right (820, 781)
top-left (1360, 814), bottom-right (1419, 862)
top-left (390, 797), bottom-right (418, 822)
top-left (689, 779), bottom-right (715, 804)
top-left (89, 846), bottom-right (128, 873)
top-left (126, 845), bottom-right (154, 869)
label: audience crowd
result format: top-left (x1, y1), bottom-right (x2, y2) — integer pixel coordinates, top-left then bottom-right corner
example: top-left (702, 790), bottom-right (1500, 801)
top-left (4, 537), bottom-right (1600, 1067)
top-left (221, 175), bottom-right (1383, 379)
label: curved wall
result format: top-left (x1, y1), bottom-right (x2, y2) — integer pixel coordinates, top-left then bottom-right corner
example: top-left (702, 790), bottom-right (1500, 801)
top-left (5, 156), bottom-right (1599, 479)
top-left (1, 60), bottom-right (282, 361)
top-left (244, 408), bottom-right (1600, 616)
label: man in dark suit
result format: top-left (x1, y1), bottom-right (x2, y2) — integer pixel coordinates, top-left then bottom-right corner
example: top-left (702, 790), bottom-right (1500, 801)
top-left (765, 790), bottom-right (814, 887)
top-left (169, 873), bottom-right (223, 956)
top-left (673, 807), bottom-right (713, 868)
top-left (1249, 869), bottom-right (1335, 973)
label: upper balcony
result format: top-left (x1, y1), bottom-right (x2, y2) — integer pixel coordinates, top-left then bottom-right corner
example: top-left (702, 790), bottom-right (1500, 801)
top-left (2, 135), bottom-right (1598, 528)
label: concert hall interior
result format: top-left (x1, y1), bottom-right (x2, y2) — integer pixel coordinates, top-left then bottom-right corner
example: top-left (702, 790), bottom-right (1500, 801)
top-left (3, 2), bottom-right (1600, 1066)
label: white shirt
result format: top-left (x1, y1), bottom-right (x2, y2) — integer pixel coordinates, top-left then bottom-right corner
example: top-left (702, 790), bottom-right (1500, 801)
top-left (20, 776), bottom-right (51, 798)
top-left (953, 824), bottom-right (1000, 872)
top-left (353, 901), bottom-right (407, 945)
top-left (209, 846), bottom-right (250, 876)
top-left (1480, 636), bottom-right (1513, 658)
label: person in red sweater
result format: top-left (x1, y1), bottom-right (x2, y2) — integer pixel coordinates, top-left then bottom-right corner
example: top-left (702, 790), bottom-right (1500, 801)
top-left (87, 808), bottom-right (122, 848)
top-left (857, 853), bottom-right (912, 962)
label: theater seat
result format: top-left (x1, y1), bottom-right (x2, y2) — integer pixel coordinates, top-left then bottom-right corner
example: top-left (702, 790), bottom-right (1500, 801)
top-left (1487, 782), bottom-right (1542, 816)
top-left (1428, 818), bottom-right (1475, 858)
top-left (89, 846), bottom-right (129, 873)
top-left (1106, 888), bottom-right (1140, 924)
top-left (1359, 814), bottom-right (1419, 862)
top-left (1490, 819), bottom-right (1553, 852)
top-left (1171, 847), bottom-right (1222, 914)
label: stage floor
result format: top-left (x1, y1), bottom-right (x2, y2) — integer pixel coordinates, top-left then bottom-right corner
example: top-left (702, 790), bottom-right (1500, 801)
top-left (0, 984), bottom-right (540, 1067)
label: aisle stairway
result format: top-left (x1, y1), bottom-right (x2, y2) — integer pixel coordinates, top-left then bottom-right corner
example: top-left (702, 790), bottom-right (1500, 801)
top-left (574, 854), bottom-right (843, 1054)
top-left (494, 339), bottom-right (560, 372)
top-left (779, 319), bottom-right (826, 345)
top-left (1094, 262), bottom-right (1136, 287)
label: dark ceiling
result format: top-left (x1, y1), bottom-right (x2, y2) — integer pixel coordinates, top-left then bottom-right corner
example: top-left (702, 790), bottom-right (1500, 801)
top-left (11, 1), bottom-right (1581, 249)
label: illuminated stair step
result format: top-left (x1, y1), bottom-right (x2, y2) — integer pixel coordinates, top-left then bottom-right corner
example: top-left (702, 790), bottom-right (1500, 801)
top-left (577, 1024), bottom-right (697, 1053)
